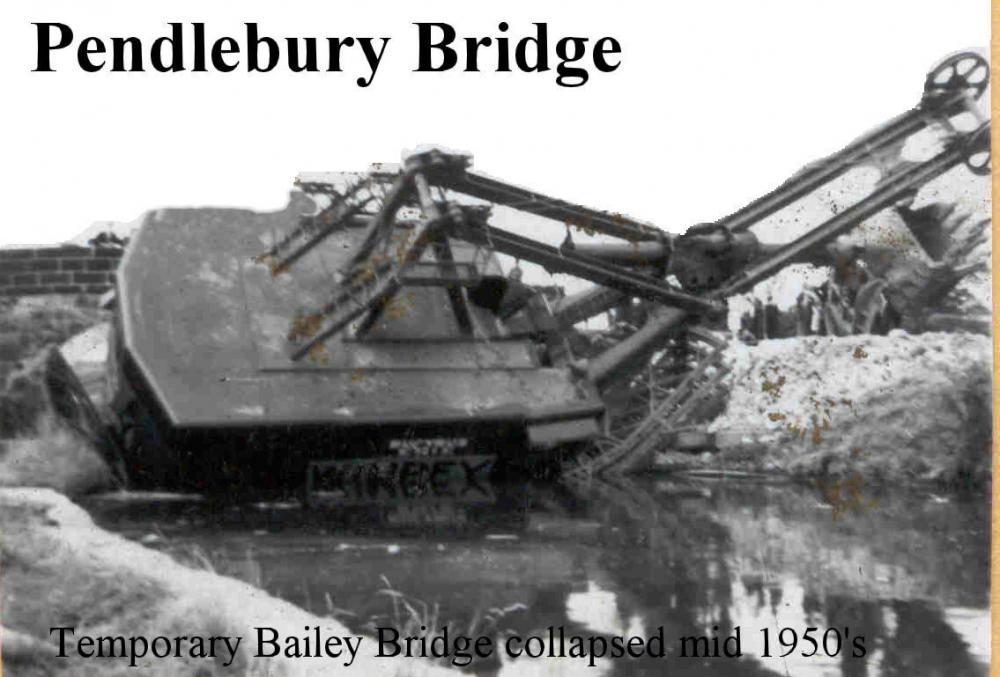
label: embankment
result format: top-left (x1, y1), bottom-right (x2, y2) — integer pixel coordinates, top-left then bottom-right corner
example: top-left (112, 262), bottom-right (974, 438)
top-left (673, 331), bottom-right (992, 485)
top-left (0, 487), bottom-right (464, 677)
top-left (0, 297), bottom-right (115, 495)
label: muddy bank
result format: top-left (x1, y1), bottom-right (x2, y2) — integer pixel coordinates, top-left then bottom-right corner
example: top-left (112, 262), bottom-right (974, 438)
top-left (663, 332), bottom-right (991, 484)
top-left (0, 487), bottom-right (463, 677)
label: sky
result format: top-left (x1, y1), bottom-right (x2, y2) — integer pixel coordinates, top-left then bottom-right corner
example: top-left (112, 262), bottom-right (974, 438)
top-left (0, 0), bottom-right (990, 245)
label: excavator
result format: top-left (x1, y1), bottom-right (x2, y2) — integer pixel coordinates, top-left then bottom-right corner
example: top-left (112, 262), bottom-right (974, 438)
top-left (51, 51), bottom-right (989, 498)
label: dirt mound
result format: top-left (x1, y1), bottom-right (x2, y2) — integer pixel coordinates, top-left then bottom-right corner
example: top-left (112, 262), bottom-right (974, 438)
top-left (707, 332), bottom-right (991, 484)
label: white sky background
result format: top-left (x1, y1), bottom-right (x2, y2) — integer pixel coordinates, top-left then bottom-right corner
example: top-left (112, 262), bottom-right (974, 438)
top-left (0, 0), bottom-right (990, 246)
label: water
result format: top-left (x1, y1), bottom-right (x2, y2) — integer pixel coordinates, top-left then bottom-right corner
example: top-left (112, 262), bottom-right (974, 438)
top-left (83, 477), bottom-right (990, 676)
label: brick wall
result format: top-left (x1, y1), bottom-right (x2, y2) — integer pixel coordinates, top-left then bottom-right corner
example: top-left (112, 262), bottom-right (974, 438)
top-left (0, 246), bottom-right (123, 298)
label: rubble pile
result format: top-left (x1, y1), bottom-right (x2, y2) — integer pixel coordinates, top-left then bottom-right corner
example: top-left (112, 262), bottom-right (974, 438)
top-left (706, 331), bottom-right (991, 484)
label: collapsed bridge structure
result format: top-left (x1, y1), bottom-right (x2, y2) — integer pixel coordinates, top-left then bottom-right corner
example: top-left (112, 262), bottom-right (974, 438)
top-left (82, 51), bottom-right (989, 497)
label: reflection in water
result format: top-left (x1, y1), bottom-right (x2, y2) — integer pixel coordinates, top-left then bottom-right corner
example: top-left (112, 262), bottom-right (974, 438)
top-left (85, 477), bottom-right (989, 677)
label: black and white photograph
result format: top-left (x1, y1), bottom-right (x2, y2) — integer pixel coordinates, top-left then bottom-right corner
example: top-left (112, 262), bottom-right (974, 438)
top-left (0, 2), bottom-right (993, 676)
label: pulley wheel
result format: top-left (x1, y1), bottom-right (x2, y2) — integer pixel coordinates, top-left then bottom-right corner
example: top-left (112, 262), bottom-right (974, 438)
top-left (963, 123), bottom-right (991, 176)
top-left (923, 52), bottom-right (989, 105)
